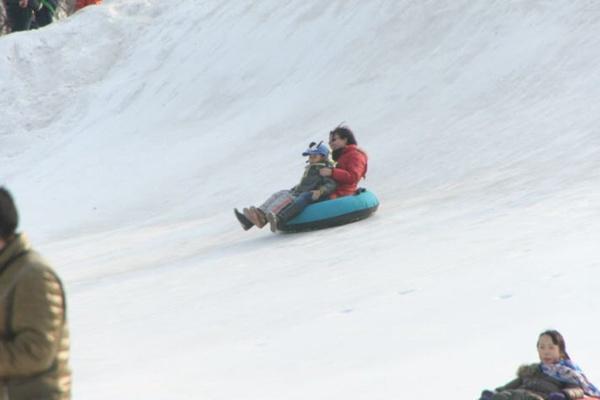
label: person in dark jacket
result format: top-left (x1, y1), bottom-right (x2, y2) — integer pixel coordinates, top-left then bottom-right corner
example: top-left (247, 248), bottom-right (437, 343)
top-left (0, 187), bottom-right (71, 400)
top-left (319, 125), bottom-right (368, 199)
top-left (5, 0), bottom-right (56, 32)
top-left (479, 330), bottom-right (598, 400)
top-left (31, 0), bottom-right (56, 28)
top-left (235, 142), bottom-right (337, 232)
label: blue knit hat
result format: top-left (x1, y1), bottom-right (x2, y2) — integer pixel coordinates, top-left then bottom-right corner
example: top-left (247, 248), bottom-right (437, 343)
top-left (302, 141), bottom-right (330, 157)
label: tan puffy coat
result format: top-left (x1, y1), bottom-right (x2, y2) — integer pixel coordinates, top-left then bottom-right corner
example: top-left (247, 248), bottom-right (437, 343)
top-left (0, 234), bottom-right (70, 400)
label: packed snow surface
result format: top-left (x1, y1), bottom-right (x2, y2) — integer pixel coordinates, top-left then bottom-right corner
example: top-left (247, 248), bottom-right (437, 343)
top-left (2, 1), bottom-right (600, 399)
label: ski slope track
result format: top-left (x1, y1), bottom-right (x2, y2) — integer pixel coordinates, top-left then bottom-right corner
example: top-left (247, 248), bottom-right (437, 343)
top-left (2, 1), bottom-right (600, 399)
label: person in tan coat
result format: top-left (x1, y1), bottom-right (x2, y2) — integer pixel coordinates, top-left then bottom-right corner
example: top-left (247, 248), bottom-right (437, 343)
top-left (0, 187), bottom-right (70, 400)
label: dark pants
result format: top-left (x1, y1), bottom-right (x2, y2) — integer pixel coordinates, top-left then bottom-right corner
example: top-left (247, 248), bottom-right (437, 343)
top-left (6, 0), bottom-right (56, 32)
top-left (278, 192), bottom-right (315, 223)
top-left (6, 1), bottom-right (33, 31)
top-left (34, 2), bottom-right (55, 28)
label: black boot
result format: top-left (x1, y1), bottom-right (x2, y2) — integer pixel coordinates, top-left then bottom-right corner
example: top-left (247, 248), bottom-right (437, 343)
top-left (234, 208), bottom-right (253, 230)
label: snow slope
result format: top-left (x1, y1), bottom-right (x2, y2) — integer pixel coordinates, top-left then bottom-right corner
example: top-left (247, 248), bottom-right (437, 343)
top-left (2, 1), bottom-right (600, 399)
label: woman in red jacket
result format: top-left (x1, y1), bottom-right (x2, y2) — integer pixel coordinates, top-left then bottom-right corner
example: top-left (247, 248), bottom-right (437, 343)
top-left (319, 126), bottom-right (368, 199)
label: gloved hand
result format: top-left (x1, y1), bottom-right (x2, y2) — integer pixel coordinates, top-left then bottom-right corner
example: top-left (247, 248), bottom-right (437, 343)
top-left (480, 389), bottom-right (495, 400)
top-left (548, 392), bottom-right (567, 400)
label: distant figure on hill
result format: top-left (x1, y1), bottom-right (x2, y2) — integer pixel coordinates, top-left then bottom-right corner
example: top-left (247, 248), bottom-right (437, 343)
top-left (234, 141), bottom-right (337, 232)
top-left (75, 0), bottom-right (101, 11)
top-left (478, 330), bottom-right (599, 400)
top-left (0, 187), bottom-right (71, 400)
top-left (319, 125), bottom-right (368, 199)
top-left (5, 0), bottom-right (56, 32)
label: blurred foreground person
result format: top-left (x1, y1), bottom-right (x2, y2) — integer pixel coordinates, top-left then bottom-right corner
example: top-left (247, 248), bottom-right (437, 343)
top-left (5, 0), bottom-right (56, 32)
top-left (0, 187), bottom-right (70, 400)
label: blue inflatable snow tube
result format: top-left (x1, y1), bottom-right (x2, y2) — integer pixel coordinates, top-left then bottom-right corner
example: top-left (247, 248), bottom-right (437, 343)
top-left (279, 189), bottom-right (379, 233)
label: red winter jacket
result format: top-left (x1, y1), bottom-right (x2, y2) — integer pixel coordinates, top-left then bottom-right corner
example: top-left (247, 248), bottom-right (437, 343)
top-left (330, 144), bottom-right (368, 198)
top-left (75, 0), bottom-right (102, 11)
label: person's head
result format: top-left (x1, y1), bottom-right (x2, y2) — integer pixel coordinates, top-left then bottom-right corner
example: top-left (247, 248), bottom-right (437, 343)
top-left (302, 141), bottom-right (330, 164)
top-left (537, 330), bottom-right (570, 365)
top-left (0, 187), bottom-right (18, 245)
top-left (328, 125), bottom-right (357, 151)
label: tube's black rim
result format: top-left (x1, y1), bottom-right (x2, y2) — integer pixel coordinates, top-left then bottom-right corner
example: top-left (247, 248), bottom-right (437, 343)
top-left (279, 205), bottom-right (378, 233)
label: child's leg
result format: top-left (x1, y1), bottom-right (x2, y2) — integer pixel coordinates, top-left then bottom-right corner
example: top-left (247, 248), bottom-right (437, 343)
top-left (259, 190), bottom-right (294, 215)
top-left (264, 192), bottom-right (313, 232)
top-left (277, 192), bottom-right (314, 223)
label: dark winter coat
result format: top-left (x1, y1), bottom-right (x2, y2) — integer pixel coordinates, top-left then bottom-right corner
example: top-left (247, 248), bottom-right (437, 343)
top-left (0, 234), bottom-right (71, 400)
top-left (5, 0), bottom-right (41, 8)
top-left (5, 0), bottom-right (56, 32)
top-left (494, 364), bottom-right (585, 400)
top-left (291, 161), bottom-right (337, 199)
top-left (330, 144), bottom-right (368, 198)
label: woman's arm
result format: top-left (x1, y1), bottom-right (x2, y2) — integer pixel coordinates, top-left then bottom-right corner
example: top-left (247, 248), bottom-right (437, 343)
top-left (330, 151), bottom-right (367, 184)
top-left (318, 177), bottom-right (337, 198)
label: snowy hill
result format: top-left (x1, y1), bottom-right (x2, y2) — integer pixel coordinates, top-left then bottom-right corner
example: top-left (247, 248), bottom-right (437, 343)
top-left (2, 1), bottom-right (600, 399)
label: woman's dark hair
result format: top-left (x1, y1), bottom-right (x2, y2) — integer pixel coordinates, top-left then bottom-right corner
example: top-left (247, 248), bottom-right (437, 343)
top-left (539, 330), bottom-right (570, 360)
top-left (329, 125), bottom-right (358, 146)
top-left (0, 187), bottom-right (18, 240)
